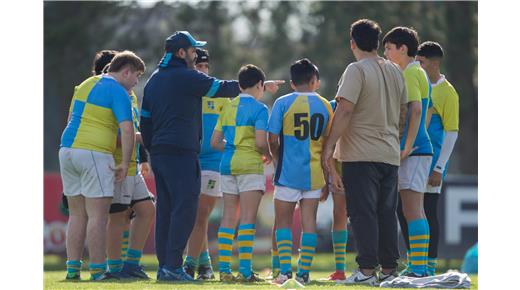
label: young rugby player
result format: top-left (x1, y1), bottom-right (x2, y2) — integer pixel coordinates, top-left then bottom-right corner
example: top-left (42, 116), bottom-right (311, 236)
top-left (211, 64), bottom-right (272, 282)
top-left (383, 27), bottom-right (434, 277)
top-left (268, 58), bottom-right (333, 285)
top-left (416, 41), bottom-right (459, 275)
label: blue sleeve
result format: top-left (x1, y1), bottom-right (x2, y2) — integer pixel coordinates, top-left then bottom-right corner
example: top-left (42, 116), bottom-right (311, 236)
top-left (140, 90), bottom-right (153, 151)
top-left (268, 99), bottom-right (283, 134)
top-left (111, 87), bottom-right (133, 123)
top-left (189, 71), bottom-right (240, 98)
top-left (255, 105), bottom-right (269, 131)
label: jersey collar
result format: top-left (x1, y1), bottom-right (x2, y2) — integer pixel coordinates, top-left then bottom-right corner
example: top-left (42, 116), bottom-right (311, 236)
top-left (239, 93), bottom-right (255, 99)
top-left (405, 60), bottom-right (421, 69)
top-left (431, 74), bottom-right (446, 87)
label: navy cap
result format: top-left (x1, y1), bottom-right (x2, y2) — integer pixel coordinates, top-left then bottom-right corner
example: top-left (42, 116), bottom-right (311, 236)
top-left (165, 31), bottom-right (207, 52)
top-left (195, 48), bottom-right (209, 64)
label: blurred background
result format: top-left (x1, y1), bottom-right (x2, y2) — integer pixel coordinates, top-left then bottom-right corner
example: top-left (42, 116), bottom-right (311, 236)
top-left (44, 0), bottom-right (477, 268)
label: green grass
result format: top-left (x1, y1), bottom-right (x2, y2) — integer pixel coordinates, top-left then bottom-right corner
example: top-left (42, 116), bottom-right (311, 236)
top-left (44, 254), bottom-right (478, 289)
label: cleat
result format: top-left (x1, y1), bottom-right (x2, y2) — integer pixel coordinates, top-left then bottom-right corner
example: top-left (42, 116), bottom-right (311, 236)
top-left (339, 269), bottom-right (377, 286)
top-left (378, 271), bottom-right (398, 284)
top-left (402, 271), bottom-right (427, 278)
top-left (65, 273), bottom-right (80, 280)
top-left (157, 267), bottom-right (195, 281)
top-left (183, 264), bottom-right (196, 279)
top-left (121, 263), bottom-right (149, 279)
top-left (236, 272), bottom-right (264, 282)
top-left (272, 272), bottom-right (292, 285)
top-left (90, 271), bottom-right (120, 281)
top-left (219, 271), bottom-right (236, 282)
top-left (196, 264), bottom-right (215, 280)
top-left (266, 268), bottom-right (280, 280)
top-left (327, 270), bottom-right (346, 281)
top-left (295, 272), bottom-right (310, 284)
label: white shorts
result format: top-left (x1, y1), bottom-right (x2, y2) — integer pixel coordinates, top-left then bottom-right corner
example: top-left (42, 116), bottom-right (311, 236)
top-left (201, 170), bottom-right (222, 197)
top-left (220, 174), bottom-right (265, 195)
top-left (398, 156), bottom-right (433, 193)
top-left (113, 173), bottom-right (153, 205)
top-left (59, 147), bottom-right (115, 198)
top-left (274, 186), bottom-right (321, 202)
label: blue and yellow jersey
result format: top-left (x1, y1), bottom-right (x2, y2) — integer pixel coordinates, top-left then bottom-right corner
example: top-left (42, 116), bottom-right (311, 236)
top-left (113, 91), bottom-right (141, 176)
top-left (200, 97), bottom-right (231, 172)
top-left (401, 61), bottom-right (433, 155)
top-left (60, 75), bottom-right (133, 154)
top-left (268, 92), bottom-right (333, 191)
top-left (428, 76), bottom-right (459, 176)
top-left (215, 94), bottom-right (269, 175)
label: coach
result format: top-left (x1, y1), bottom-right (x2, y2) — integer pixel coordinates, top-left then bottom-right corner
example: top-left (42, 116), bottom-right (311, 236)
top-left (322, 19), bottom-right (408, 285)
top-left (140, 31), bottom-right (282, 281)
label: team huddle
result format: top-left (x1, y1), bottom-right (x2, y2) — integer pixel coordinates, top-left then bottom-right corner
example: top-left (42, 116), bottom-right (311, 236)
top-left (58, 18), bottom-right (459, 286)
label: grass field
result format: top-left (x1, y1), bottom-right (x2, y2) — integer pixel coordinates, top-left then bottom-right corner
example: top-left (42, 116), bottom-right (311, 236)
top-left (44, 254), bottom-right (478, 289)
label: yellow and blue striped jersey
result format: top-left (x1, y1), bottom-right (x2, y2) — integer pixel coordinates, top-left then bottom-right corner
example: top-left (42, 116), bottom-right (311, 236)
top-left (214, 94), bottom-right (269, 175)
top-left (428, 75), bottom-right (459, 176)
top-left (268, 92), bottom-right (333, 191)
top-left (60, 75), bottom-right (133, 154)
top-left (200, 97), bottom-right (231, 172)
top-left (401, 61), bottom-right (433, 155)
top-left (113, 91), bottom-right (141, 176)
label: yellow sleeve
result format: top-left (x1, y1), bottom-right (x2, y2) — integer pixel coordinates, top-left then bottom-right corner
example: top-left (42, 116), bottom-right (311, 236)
top-left (404, 69), bottom-right (421, 103)
top-left (441, 86), bottom-right (460, 131)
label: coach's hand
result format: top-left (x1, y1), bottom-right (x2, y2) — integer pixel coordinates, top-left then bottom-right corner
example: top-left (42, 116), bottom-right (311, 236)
top-left (428, 170), bottom-right (442, 187)
top-left (110, 163), bottom-right (129, 183)
top-left (264, 80), bottom-right (285, 94)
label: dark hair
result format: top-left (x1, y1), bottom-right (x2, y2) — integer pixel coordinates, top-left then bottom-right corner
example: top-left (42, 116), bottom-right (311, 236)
top-left (383, 26), bottom-right (420, 57)
top-left (107, 50), bottom-right (146, 73)
top-left (238, 64), bottom-right (266, 90)
top-left (417, 41), bottom-right (444, 59)
top-left (195, 48), bottom-right (210, 64)
top-left (92, 50), bottom-right (118, 75)
top-left (290, 58), bottom-right (319, 86)
top-left (350, 19), bottom-right (381, 52)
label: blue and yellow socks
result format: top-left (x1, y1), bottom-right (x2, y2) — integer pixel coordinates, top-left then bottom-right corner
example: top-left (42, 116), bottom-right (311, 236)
top-left (332, 230), bottom-right (348, 272)
top-left (297, 232), bottom-right (317, 276)
top-left (199, 249), bottom-right (212, 268)
top-left (89, 262), bottom-right (106, 280)
top-left (218, 227), bottom-right (235, 274)
top-left (276, 228), bottom-right (293, 275)
top-left (271, 249), bottom-right (280, 273)
top-left (107, 259), bottom-right (123, 273)
top-left (66, 260), bottom-right (82, 278)
top-left (121, 230), bottom-right (129, 259)
top-left (126, 248), bottom-right (142, 266)
top-left (408, 219), bottom-right (430, 276)
top-left (238, 224), bottom-right (256, 278)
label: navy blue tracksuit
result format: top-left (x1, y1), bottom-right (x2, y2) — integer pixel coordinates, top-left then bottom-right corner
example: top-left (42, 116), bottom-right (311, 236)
top-left (140, 56), bottom-right (240, 270)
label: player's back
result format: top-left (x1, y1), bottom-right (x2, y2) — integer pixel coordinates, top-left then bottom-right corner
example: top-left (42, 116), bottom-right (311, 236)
top-left (60, 75), bottom-right (132, 154)
top-left (269, 92), bottom-right (332, 191)
top-left (217, 94), bottom-right (268, 175)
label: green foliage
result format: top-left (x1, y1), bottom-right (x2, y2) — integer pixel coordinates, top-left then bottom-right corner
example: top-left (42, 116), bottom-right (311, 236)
top-left (44, 1), bottom-right (477, 174)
